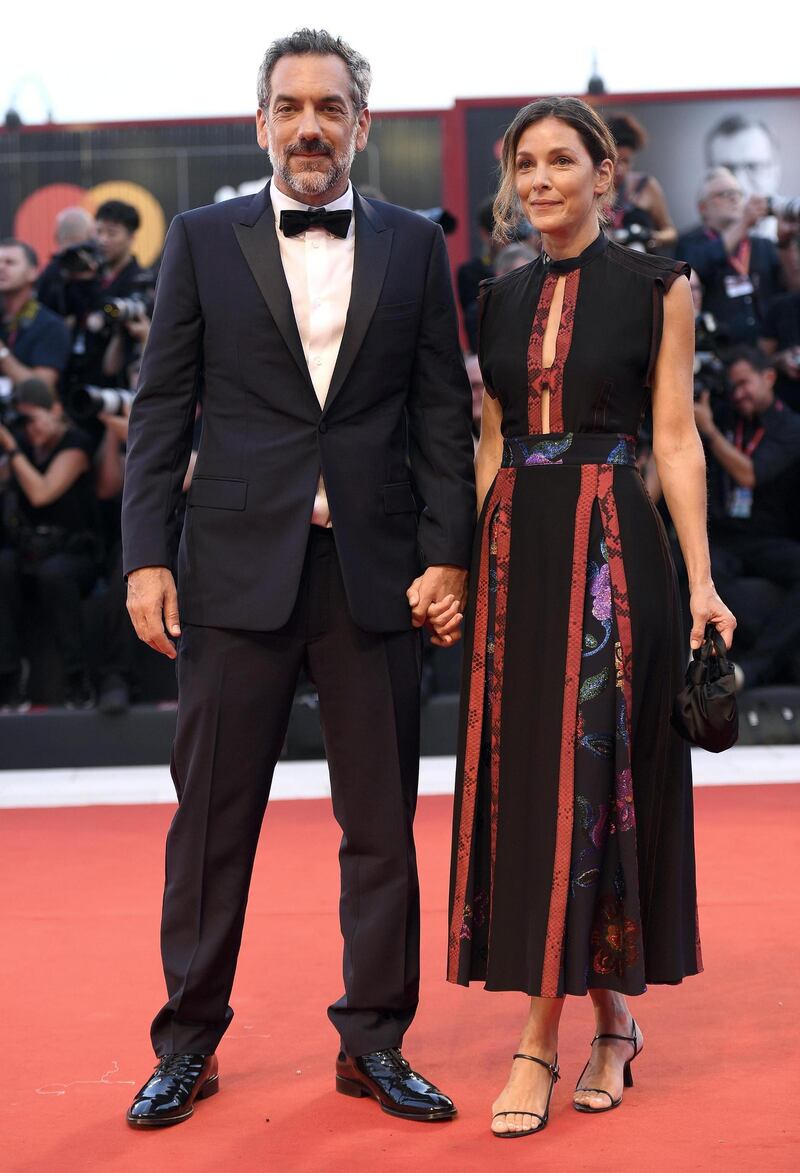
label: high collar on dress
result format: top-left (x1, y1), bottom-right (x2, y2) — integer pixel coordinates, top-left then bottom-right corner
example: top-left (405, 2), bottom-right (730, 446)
top-left (542, 231), bottom-right (608, 274)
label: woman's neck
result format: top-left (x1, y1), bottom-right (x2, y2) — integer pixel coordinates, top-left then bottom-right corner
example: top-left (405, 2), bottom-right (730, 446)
top-left (541, 217), bottom-right (601, 261)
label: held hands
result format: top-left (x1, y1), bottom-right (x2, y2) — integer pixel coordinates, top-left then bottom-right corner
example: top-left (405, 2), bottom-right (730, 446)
top-left (407, 565), bottom-right (468, 647)
top-left (689, 582), bottom-right (736, 651)
top-left (126, 566), bottom-right (181, 659)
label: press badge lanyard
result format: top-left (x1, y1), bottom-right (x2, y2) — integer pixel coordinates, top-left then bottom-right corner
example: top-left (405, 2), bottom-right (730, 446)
top-left (734, 419), bottom-right (764, 457)
top-left (729, 239), bottom-right (751, 279)
top-left (726, 416), bottom-right (763, 519)
top-left (723, 238), bottom-right (754, 300)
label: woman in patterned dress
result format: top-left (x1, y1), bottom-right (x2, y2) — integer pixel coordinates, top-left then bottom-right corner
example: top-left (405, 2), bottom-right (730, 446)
top-left (442, 98), bottom-right (736, 1137)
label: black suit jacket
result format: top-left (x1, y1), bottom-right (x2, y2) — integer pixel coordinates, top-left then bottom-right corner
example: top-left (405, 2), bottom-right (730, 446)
top-left (122, 184), bottom-right (475, 632)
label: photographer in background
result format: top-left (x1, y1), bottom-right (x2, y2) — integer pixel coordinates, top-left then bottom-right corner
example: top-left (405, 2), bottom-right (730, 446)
top-left (0, 240), bottom-right (72, 395)
top-left (676, 169), bottom-right (791, 346)
top-left (0, 378), bottom-right (100, 710)
top-left (761, 290), bottom-right (800, 412)
top-left (37, 207), bottom-right (101, 323)
top-left (457, 199), bottom-right (500, 353)
top-left (79, 200), bottom-right (148, 387)
top-left (695, 347), bottom-right (800, 688)
top-left (607, 112), bottom-right (677, 251)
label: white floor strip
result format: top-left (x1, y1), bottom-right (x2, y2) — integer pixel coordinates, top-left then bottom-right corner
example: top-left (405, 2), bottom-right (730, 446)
top-left (0, 746), bottom-right (798, 809)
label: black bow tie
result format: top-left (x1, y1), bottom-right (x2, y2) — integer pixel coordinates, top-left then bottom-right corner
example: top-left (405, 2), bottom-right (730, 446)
top-left (279, 208), bottom-right (352, 239)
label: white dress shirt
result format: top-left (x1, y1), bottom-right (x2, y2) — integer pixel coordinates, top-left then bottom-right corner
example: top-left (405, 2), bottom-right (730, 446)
top-left (270, 181), bottom-right (355, 527)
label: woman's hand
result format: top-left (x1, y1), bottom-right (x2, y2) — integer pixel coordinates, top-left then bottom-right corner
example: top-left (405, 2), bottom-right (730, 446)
top-left (689, 582), bottom-right (736, 651)
top-left (0, 423), bottom-right (18, 453)
top-left (426, 593), bottom-right (464, 648)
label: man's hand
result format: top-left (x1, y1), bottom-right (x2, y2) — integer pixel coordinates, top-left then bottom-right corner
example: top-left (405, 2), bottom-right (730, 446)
top-left (743, 194), bottom-right (769, 229)
top-left (693, 389), bottom-right (715, 437)
top-left (407, 565), bottom-right (468, 647)
top-left (127, 565), bottom-right (181, 659)
top-left (126, 312), bottom-right (151, 345)
top-left (0, 423), bottom-right (18, 453)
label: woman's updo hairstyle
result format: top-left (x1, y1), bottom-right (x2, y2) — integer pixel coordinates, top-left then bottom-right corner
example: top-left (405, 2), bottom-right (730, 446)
top-left (493, 96), bottom-right (617, 244)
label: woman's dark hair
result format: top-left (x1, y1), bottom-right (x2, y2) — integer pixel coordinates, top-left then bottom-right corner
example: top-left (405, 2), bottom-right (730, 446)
top-left (725, 346), bottom-right (774, 375)
top-left (607, 112), bottom-right (647, 153)
top-left (493, 97), bottom-right (617, 243)
top-left (15, 377), bottom-right (57, 409)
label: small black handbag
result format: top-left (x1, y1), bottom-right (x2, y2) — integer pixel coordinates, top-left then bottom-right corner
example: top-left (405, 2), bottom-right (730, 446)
top-left (671, 624), bottom-right (739, 753)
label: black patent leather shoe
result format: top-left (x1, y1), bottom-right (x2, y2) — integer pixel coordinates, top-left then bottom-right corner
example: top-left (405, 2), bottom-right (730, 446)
top-left (336, 1048), bottom-right (456, 1121)
top-left (126, 1053), bottom-right (219, 1128)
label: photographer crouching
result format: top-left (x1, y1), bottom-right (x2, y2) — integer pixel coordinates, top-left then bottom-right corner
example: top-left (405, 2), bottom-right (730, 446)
top-left (694, 347), bottom-right (800, 688)
top-left (0, 379), bottom-right (100, 709)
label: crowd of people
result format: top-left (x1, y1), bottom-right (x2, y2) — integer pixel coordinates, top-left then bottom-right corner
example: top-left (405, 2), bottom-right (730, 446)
top-left (1, 109), bottom-right (800, 713)
top-left (0, 200), bottom-right (165, 712)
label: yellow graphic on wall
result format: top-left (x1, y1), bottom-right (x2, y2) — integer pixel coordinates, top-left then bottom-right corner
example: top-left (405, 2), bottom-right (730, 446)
top-left (14, 181), bottom-right (167, 270)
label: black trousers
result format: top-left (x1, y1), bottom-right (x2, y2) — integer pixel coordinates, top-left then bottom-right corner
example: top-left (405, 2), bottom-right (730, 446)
top-left (0, 546), bottom-right (96, 677)
top-left (710, 532), bottom-right (800, 685)
top-left (151, 528), bottom-right (423, 1058)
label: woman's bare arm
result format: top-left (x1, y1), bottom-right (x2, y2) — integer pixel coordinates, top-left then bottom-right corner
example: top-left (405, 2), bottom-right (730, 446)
top-left (651, 277), bottom-right (736, 649)
top-left (475, 392), bottom-right (504, 513)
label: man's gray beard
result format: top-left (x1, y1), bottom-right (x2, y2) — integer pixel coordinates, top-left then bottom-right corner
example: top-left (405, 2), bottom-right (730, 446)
top-left (269, 138), bottom-right (357, 199)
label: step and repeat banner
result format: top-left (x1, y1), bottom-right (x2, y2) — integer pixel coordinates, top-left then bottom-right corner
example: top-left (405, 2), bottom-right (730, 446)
top-left (2, 91), bottom-right (798, 269)
top-left (461, 91), bottom-right (800, 256)
top-left (1, 114), bottom-right (444, 271)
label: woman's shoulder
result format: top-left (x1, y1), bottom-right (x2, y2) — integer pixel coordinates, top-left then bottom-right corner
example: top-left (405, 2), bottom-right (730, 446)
top-left (604, 240), bottom-right (690, 291)
top-left (59, 425), bottom-right (94, 457)
top-left (478, 257), bottom-right (540, 303)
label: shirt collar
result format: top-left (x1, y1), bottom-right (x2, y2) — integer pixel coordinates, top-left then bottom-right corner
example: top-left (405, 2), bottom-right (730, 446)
top-left (270, 180), bottom-right (354, 231)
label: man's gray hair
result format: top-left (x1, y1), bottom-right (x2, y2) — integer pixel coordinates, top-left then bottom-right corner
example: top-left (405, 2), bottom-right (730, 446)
top-left (257, 28), bottom-right (372, 114)
top-left (697, 166), bottom-right (738, 203)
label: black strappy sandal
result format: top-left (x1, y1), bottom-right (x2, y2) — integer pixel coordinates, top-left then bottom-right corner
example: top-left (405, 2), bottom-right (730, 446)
top-left (491, 1053), bottom-right (560, 1139)
top-left (573, 1018), bottom-right (642, 1113)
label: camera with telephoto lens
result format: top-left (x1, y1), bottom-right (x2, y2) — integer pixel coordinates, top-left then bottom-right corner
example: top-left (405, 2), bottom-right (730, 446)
top-left (693, 313), bottom-right (729, 401)
top-left (85, 291), bottom-right (154, 334)
top-left (54, 239), bottom-right (107, 278)
top-left (612, 207), bottom-right (655, 254)
top-left (65, 384), bottom-right (135, 421)
top-left (766, 195), bottom-right (800, 221)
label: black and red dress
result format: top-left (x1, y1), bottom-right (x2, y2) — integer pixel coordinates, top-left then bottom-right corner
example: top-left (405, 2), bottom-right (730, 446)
top-left (448, 233), bottom-right (702, 998)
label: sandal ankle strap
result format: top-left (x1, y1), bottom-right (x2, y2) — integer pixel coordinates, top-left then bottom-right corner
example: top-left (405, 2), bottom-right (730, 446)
top-left (590, 1017), bottom-right (640, 1056)
top-left (513, 1052), bottom-right (560, 1081)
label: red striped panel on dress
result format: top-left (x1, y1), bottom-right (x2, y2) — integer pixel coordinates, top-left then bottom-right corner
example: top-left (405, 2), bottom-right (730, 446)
top-left (488, 479), bottom-right (513, 907)
top-left (448, 471), bottom-right (514, 980)
top-left (540, 462), bottom-right (598, 997)
top-left (548, 270), bottom-right (580, 432)
top-left (527, 273), bottom-right (555, 434)
top-left (526, 270), bottom-right (581, 435)
top-left (598, 466), bottom-right (634, 740)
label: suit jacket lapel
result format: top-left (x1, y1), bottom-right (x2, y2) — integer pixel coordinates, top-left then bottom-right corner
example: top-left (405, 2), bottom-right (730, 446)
top-left (232, 182), bottom-right (317, 401)
top-left (324, 191), bottom-right (394, 413)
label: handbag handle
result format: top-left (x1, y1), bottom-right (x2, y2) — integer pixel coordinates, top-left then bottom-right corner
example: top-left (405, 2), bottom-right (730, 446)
top-left (695, 623), bottom-right (729, 666)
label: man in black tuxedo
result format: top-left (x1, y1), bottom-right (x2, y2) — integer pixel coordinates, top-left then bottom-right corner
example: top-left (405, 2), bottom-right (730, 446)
top-left (122, 29), bottom-right (475, 1128)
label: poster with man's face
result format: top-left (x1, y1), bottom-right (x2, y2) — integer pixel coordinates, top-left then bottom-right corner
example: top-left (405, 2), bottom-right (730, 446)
top-left (462, 92), bottom-right (800, 254)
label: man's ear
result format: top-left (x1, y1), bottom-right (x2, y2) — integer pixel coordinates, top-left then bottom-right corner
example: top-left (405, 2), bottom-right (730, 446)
top-left (256, 107), bottom-right (269, 152)
top-left (355, 107), bottom-right (371, 154)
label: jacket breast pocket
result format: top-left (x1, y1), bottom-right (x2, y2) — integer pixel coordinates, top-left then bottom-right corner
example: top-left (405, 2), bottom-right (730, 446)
top-left (372, 301), bottom-right (420, 321)
top-left (188, 476), bottom-right (248, 510)
top-left (383, 481), bottom-right (417, 514)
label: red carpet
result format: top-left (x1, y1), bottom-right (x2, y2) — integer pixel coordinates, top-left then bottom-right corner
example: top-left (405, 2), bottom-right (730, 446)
top-left (1, 784), bottom-right (798, 1172)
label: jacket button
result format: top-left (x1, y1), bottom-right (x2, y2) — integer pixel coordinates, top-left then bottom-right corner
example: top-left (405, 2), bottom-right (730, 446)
top-left (318, 421), bottom-right (328, 434)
